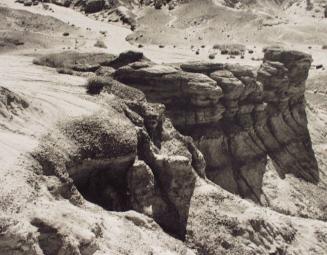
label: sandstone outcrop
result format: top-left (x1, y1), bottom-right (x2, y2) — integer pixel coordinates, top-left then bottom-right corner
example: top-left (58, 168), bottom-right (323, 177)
top-left (114, 62), bottom-right (225, 128)
top-left (13, 48), bottom-right (326, 255)
top-left (3, 76), bottom-right (325, 254)
top-left (27, 75), bottom-right (206, 241)
top-left (113, 48), bottom-right (319, 204)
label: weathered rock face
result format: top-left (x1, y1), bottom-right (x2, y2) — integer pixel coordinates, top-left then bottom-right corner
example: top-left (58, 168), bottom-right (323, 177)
top-left (2, 49), bottom-right (327, 255)
top-left (114, 48), bottom-right (319, 203)
top-left (0, 72), bottom-right (200, 254)
top-left (114, 62), bottom-right (225, 128)
top-left (30, 79), bottom-right (205, 240)
top-left (257, 48), bottom-right (318, 183)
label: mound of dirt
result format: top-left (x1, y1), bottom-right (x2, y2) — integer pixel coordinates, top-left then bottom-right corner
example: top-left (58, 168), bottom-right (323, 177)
top-left (33, 51), bottom-right (115, 72)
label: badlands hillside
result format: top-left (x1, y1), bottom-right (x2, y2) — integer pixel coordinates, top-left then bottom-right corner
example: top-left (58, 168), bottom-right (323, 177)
top-left (0, 0), bottom-right (327, 254)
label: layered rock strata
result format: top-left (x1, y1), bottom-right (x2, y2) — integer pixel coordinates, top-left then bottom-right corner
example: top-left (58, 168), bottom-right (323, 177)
top-left (114, 48), bottom-right (319, 204)
top-left (31, 80), bottom-right (205, 240)
top-left (1, 49), bottom-right (326, 254)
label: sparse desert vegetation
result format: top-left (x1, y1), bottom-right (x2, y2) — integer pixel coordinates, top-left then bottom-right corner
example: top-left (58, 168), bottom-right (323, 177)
top-left (86, 76), bottom-right (111, 94)
top-left (1, 1), bottom-right (327, 254)
top-left (208, 53), bottom-right (216, 59)
top-left (94, 39), bottom-right (107, 48)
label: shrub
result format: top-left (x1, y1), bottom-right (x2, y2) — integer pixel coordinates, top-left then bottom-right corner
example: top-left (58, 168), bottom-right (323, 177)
top-left (168, 3), bottom-right (175, 10)
top-left (154, 0), bottom-right (162, 9)
top-left (86, 76), bottom-right (112, 95)
top-left (56, 68), bottom-right (73, 75)
top-left (94, 39), bottom-right (107, 48)
top-left (230, 49), bottom-right (241, 55)
top-left (306, 0), bottom-right (313, 11)
top-left (208, 53), bottom-right (216, 59)
top-left (213, 43), bottom-right (245, 55)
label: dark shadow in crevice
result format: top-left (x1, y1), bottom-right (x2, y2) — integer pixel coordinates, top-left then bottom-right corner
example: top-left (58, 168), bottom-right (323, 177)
top-left (31, 219), bottom-right (63, 255)
top-left (71, 162), bottom-right (133, 212)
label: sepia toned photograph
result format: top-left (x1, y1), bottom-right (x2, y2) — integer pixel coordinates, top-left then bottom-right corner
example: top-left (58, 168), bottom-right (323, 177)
top-left (0, 0), bottom-right (327, 254)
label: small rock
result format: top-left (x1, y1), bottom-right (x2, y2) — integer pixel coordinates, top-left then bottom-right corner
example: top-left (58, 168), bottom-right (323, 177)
top-left (208, 53), bottom-right (216, 59)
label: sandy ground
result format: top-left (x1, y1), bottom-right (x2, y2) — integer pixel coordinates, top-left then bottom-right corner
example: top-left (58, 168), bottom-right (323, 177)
top-left (3, 0), bottom-right (327, 66)
top-left (0, 54), bottom-right (100, 169)
top-left (0, 52), bottom-right (104, 217)
top-left (0, 0), bottom-right (268, 64)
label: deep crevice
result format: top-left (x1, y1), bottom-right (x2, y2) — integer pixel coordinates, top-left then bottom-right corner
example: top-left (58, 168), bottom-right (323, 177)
top-left (71, 163), bottom-right (133, 212)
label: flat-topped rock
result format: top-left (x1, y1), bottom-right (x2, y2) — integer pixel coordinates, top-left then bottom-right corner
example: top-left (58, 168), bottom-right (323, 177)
top-left (114, 62), bottom-right (223, 106)
top-left (103, 50), bottom-right (149, 69)
top-left (180, 61), bottom-right (225, 74)
top-left (264, 47), bottom-right (313, 64)
top-left (114, 62), bottom-right (224, 127)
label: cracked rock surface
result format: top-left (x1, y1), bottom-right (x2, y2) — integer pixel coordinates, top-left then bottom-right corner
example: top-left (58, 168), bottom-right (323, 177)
top-left (1, 48), bottom-right (327, 255)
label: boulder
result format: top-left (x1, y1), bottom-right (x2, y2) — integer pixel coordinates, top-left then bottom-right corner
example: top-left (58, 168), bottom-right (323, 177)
top-left (52, 0), bottom-right (72, 7)
top-left (85, 0), bottom-right (105, 13)
top-left (103, 50), bottom-right (148, 69)
top-left (23, 0), bottom-right (32, 6)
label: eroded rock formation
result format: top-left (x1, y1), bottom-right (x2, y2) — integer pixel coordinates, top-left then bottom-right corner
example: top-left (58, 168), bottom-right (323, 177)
top-left (1, 47), bottom-right (326, 255)
top-left (114, 47), bottom-right (319, 204)
top-left (30, 77), bottom-right (205, 240)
